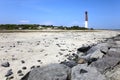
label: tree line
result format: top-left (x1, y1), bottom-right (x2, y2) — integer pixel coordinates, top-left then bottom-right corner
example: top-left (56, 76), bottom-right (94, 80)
top-left (0, 24), bottom-right (92, 30)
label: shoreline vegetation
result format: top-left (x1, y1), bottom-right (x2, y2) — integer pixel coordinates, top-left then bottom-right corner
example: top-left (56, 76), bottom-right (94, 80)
top-left (0, 24), bottom-right (91, 30)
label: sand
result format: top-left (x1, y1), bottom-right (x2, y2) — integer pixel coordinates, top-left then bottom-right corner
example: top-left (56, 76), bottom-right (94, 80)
top-left (0, 30), bottom-right (119, 80)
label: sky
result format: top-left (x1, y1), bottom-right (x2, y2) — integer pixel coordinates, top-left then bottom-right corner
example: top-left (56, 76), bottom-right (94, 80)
top-left (0, 0), bottom-right (120, 29)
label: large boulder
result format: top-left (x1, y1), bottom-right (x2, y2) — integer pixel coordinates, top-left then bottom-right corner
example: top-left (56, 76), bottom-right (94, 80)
top-left (71, 64), bottom-right (106, 80)
top-left (90, 56), bottom-right (120, 73)
top-left (27, 64), bottom-right (71, 80)
top-left (86, 43), bottom-right (109, 55)
top-left (90, 49), bottom-right (104, 59)
top-left (105, 67), bottom-right (120, 80)
top-left (77, 46), bottom-right (91, 53)
top-left (107, 48), bottom-right (120, 58)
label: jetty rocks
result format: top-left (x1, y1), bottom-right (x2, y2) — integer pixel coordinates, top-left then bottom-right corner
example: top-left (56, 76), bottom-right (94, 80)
top-left (21, 35), bottom-right (120, 80)
top-left (21, 34), bottom-right (120, 80)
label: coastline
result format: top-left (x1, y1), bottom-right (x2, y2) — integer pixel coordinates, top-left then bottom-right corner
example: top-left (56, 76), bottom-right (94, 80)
top-left (0, 30), bottom-right (119, 80)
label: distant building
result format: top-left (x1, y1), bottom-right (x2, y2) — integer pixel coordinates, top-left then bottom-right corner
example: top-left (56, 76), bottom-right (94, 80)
top-left (85, 11), bottom-right (88, 28)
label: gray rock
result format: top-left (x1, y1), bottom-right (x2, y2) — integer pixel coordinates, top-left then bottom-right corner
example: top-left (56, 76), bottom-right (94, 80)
top-left (27, 64), bottom-right (70, 80)
top-left (90, 49), bottom-right (104, 59)
top-left (105, 67), bottom-right (120, 80)
top-left (107, 49), bottom-right (120, 58)
top-left (87, 43), bottom-right (109, 55)
top-left (90, 56), bottom-right (120, 73)
top-left (71, 64), bottom-right (106, 80)
top-left (100, 46), bottom-right (108, 54)
top-left (5, 69), bottom-right (13, 77)
top-left (1, 62), bottom-right (10, 67)
top-left (60, 60), bottom-right (77, 68)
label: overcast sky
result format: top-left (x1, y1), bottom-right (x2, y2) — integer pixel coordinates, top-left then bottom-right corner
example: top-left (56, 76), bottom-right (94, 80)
top-left (0, 0), bottom-right (120, 29)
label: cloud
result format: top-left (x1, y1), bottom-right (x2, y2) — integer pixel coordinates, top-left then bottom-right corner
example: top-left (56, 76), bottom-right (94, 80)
top-left (19, 20), bottom-right (30, 23)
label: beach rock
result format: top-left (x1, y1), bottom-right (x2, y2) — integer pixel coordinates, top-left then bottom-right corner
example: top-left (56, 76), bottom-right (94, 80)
top-left (37, 60), bottom-right (41, 62)
top-left (77, 46), bottom-right (91, 53)
top-left (71, 64), bottom-right (106, 80)
top-left (90, 49), bottom-right (104, 59)
top-left (21, 60), bottom-right (25, 64)
top-left (100, 46), bottom-right (108, 54)
top-left (22, 67), bottom-right (27, 70)
top-left (107, 49), bottom-right (120, 58)
top-left (60, 60), bottom-right (77, 68)
top-left (1, 62), bottom-right (10, 67)
top-left (27, 64), bottom-right (70, 80)
top-left (17, 70), bottom-right (22, 74)
top-left (77, 58), bottom-right (87, 64)
top-left (80, 69), bottom-right (88, 74)
top-left (105, 67), bottom-right (120, 80)
top-left (19, 73), bottom-right (24, 76)
top-left (90, 56), bottom-right (120, 73)
top-left (5, 69), bottom-right (13, 77)
top-left (87, 43), bottom-right (109, 55)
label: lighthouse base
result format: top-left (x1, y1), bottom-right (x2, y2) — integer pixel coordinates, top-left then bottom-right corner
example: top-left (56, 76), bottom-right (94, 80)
top-left (85, 21), bottom-right (88, 28)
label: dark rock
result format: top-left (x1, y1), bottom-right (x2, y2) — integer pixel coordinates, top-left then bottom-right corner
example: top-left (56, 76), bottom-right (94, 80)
top-left (37, 60), bottom-right (41, 62)
top-left (77, 46), bottom-right (91, 53)
top-left (71, 64), bottom-right (106, 80)
top-left (9, 76), bottom-right (14, 79)
top-left (19, 73), bottom-right (24, 76)
top-left (27, 64), bottom-right (70, 80)
top-left (87, 58), bottom-right (98, 65)
top-left (22, 67), bottom-right (27, 70)
top-left (1, 62), bottom-right (10, 67)
top-left (60, 60), bottom-right (77, 68)
top-left (31, 66), bottom-right (35, 69)
top-left (36, 65), bottom-right (40, 68)
top-left (21, 60), bottom-right (25, 64)
top-left (17, 70), bottom-right (22, 74)
top-left (5, 69), bottom-right (13, 77)
top-left (80, 69), bottom-right (88, 74)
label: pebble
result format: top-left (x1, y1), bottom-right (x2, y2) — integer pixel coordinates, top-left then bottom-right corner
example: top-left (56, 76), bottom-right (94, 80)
top-left (22, 67), bottom-right (27, 70)
top-left (5, 69), bottom-right (13, 77)
top-left (1, 62), bottom-right (10, 67)
top-left (21, 60), bottom-right (25, 64)
top-left (17, 70), bottom-right (22, 74)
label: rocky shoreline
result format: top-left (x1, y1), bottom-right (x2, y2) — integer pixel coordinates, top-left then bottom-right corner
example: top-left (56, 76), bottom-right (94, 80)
top-left (0, 31), bottom-right (119, 80)
top-left (19, 34), bottom-right (120, 80)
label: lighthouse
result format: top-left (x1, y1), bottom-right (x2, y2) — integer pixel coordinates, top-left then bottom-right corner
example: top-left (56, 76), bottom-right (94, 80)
top-left (85, 11), bottom-right (88, 28)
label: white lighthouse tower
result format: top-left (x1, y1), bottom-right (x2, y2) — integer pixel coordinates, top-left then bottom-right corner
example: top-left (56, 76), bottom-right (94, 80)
top-left (85, 11), bottom-right (88, 28)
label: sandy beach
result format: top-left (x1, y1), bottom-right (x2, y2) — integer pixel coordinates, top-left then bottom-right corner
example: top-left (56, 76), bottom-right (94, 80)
top-left (0, 30), bottom-right (119, 80)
